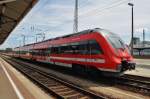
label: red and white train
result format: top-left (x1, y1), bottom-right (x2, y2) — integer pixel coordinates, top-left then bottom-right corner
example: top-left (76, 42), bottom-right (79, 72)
top-left (12, 28), bottom-right (135, 76)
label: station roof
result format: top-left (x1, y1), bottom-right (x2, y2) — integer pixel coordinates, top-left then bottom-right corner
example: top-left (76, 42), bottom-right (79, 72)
top-left (0, 0), bottom-right (38, 45)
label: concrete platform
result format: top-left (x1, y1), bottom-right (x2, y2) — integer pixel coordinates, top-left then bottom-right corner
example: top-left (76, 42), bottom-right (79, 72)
top-left (125, 67), bottom-right (150, 77)
top-left (135, 59), bottom-right (150, 69)
top-left (0, 57), bottom-right (52, 99)
top-left (135, 58), bottom-right (150, 65)
top-left (125, 59), bottom-right (150, 77)
top-left (0, 59), bottom-right (19, 99)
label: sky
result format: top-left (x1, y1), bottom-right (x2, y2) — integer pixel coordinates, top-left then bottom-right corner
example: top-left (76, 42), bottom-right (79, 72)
top-left (0, 0), bottom-right (150, 49)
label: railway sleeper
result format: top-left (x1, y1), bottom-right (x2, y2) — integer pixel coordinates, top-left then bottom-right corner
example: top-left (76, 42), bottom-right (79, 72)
top-left (63, 93), bottom-right (82, 99)
top-left (58, 90), bottom-right (75, 94)
top-left (53, 87), bottom-right (70, 92)
top-left (59, 91), bottom-right (79, 96)
top-left (50, 85), bottom-right (67, 89)
top-left (46, 83), bottom-right (60, 87)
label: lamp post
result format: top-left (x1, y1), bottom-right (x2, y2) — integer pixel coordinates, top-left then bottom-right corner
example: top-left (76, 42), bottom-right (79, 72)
top-left (128, 3), bottom-right (134, 55)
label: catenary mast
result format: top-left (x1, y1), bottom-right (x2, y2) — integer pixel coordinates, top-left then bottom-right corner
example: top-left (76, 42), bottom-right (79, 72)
top-left (73, 0), bottom-right (78, 33)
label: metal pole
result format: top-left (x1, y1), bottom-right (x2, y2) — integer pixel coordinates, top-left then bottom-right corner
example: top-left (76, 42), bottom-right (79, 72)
top-left (143, 29), bottom-right (145, 47)
top-left (128, 3), bottom-right (134, 55)
top-left (73, 0), bottom-right (78, 33)
top-left (36, 33), bottom-right (44, 42)
top-left (131, 5), bottom-right (134, 55)
top-left (42, 33), bottom-right (45, 41)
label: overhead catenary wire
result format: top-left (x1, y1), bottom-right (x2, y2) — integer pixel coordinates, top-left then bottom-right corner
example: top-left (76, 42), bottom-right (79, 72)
top-left (79, 0), bottom-right (131, 17)
top-left (49, 0), bottom-right (131, 31)
top-left (27, 0), bottom-right (129, 31)
top-left (23, 0), bottom-right (131, 31)
top-left (50, 0), bottom-right (131, 30)
top-left (16, 0), bottom-right (133, 43)
top-left (79, 0), bottom-right (119, 8)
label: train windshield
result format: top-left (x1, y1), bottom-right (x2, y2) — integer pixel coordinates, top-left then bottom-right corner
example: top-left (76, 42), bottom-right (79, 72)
top-left (108, 36), bottom-right (125, 49)
top-left (100, 29), bottom-right (126, 49)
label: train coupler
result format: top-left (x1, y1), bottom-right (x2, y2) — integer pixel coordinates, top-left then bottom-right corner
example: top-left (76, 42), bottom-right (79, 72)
top-left (121, 60), bottom-right (136, 71)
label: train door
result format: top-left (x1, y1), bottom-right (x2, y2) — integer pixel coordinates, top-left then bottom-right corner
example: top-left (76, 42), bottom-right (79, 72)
top-left (86, 40), bottom-right (104, 76)
top-left (88, 40), bottom-right (104, 67)
top-left (75, 41), bottom-right (89, 72)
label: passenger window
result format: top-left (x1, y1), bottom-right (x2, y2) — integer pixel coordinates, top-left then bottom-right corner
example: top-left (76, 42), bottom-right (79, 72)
top-left (89, 40), bottom-right (103, 54)
top-left (50, 40), bottom-right (102, 55)
top-left (65, 45), bottom-right (73, 54)
top-left (55, 47), bottom-right (58, 54)
top-left (60, 45), bottom-right (68, 54)
top-left (71, 42), bottom-right (79, 54)
top-left (78, 41), bottom-right (88, 54)
top-left (47, 48), bottom-right (51, 55)
top-left (51, 46), bottom-right (59, 54)
top-left (51, 47), bottom-right (55, 54)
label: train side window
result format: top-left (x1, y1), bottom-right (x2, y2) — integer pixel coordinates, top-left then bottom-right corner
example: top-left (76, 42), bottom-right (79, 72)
top-left (51, 47), bottom-right (55, 54)
top-left (32, 50), bottom-right (39, 55)
top-left (41, 49), bottom-right (46, 56)
top-left (78, 41), bottom-right (88, 54)
top-left (46, 48), bottom-right (51, 56)
top-left (58, 47), bottom-right (61, 54)
top-left (68, 45), bottom-right (74, 54)
top-left (64, 45), bottom-right (73, 54)
top-left (89, 40), bottom-right (103, 54)
top-left (51, 46), bottom-right (59, 54)
top-left (60, 45), bottom-right (67, 54)
top-left (71, 42), bottom-right (79, 54)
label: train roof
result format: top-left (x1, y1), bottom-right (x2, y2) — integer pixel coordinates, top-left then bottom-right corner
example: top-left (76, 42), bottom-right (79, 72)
top-left (22, 28), bottom-right (102, 47)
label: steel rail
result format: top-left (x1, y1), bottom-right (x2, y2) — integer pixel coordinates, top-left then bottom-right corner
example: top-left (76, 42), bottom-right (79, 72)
top-left (115, 75), bottom-right (150, 92)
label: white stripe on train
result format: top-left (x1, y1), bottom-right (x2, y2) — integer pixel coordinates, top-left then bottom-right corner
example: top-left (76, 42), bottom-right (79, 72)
top-left (49, 56), bottom-right (105, 63)
top-left (48, 56), bottom-right (118, 72)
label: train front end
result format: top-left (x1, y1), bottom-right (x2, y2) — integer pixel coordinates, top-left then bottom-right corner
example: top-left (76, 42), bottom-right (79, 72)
top-left (100, 29), bottom-right (136, 75)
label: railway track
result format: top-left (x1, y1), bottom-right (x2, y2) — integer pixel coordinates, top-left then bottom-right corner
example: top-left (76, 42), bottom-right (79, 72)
top-left (1, 56), bottom-right (106, 99)
top-left (123, 74), bottom-right (150, 83)
top-left (2, 55), bottom-right (150, 96)
top-left (115, 74), bottom-right (150, 94)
